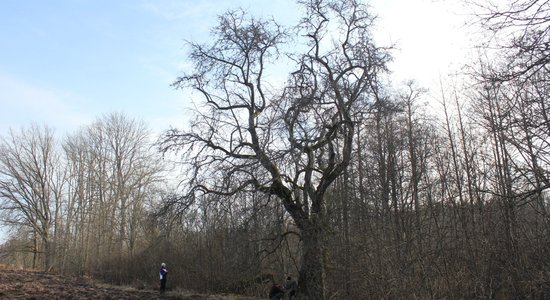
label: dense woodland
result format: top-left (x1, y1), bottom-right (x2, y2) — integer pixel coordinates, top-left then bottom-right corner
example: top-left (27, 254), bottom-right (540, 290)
top-left (1, 0), bottom-right (549, 299)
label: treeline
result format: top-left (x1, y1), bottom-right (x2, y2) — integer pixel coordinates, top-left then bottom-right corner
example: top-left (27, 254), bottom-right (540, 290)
top-left (324, 74), bottom-right (550, 298)
top-left (1, 0), bottom-right (549, 299)
top-left (0, 114), bottom-right (164, 280)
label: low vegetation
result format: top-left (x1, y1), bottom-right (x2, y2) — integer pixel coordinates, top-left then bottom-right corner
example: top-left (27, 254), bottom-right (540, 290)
top-left (0, 267), bottom-right (262, 300)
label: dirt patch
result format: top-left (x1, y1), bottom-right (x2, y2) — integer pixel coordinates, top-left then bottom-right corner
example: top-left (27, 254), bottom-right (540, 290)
top-left (0, 268), bottom-right (262, 300)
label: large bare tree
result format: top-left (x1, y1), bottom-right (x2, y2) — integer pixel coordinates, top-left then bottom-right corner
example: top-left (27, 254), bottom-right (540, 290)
top-left (160, 0), bottom-right (389, 298)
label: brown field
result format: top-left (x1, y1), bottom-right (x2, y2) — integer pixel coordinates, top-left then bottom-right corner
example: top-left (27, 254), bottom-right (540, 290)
top-left (0, 268), bottom-right (262, 300)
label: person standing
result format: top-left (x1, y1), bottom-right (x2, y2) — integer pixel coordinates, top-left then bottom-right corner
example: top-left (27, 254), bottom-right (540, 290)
top-left (285, 276), bottom-right (298, 300)
top-left (159, 262), bottom-right (168, 294)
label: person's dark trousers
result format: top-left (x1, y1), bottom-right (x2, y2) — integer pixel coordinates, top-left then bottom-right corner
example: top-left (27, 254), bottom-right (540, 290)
top-left (270, 292), bottom-right (283, 300)
top-left (160, 277), bottom-right (167, 294)
top-left (288, 291), bottom-right (296, 300)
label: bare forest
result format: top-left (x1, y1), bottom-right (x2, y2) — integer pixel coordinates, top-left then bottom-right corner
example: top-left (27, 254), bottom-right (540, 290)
top-left (1, 0), bottom-right (549, 299)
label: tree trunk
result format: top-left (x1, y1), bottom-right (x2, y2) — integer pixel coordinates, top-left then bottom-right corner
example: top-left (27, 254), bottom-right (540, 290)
top-left (298, 218), bottom-right (326, 300)
top-left (342, 170), bottom-right (351, 299)
top-left (43, 234), bottom-right (51, 272)
top-left (32, 233), bottom-right (38, 270)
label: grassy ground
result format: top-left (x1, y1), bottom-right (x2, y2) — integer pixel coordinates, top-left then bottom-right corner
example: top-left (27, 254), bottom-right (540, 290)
top-left (0, 268), bottom-right (263, 300)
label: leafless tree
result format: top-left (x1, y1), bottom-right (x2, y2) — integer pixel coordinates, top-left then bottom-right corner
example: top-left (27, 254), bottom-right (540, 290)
top-left (0, 125), bottom-right (63, 271)
top-left (160, 1), bottom-right (389, 298)
top-left (470, 0), bottom-right (550, 81)
top-left (62, 113), bottom-right (163, 280)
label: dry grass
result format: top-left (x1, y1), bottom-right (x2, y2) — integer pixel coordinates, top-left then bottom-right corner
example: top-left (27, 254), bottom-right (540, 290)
top-left (0, 267), bottom-right (262, 300)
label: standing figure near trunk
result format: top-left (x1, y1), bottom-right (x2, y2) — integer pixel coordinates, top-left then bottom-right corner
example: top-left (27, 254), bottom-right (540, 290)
top-left (159, 263), bottom-right (168, 294)
top-left (285, 276), bottom-right (298, 300)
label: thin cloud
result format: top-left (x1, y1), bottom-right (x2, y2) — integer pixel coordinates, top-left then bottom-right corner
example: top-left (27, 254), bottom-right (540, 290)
top-left (0, 74), bottom-right (94, 135)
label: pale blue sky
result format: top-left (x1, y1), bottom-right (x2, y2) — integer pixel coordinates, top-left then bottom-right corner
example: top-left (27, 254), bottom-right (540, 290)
top-left (0, 0), bottom-right (471, 137)
top-left (0, 0), bottom-right (303, 135)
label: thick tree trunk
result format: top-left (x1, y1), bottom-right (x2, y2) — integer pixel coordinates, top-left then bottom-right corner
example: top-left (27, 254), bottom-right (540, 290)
top-left (298, 218), bottom-right (326, 300)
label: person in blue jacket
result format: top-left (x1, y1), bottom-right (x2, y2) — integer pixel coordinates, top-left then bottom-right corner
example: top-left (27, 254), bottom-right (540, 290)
top-left (159, 262), bottom-right (168, 294)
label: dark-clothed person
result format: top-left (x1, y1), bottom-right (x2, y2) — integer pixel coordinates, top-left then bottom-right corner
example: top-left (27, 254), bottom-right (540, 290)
top-left (269, 283), bottom-right (285, 300)
top-left (285, 276), bottom-right (298, 299)
top-left (159, 263), bottom-right (168, 294)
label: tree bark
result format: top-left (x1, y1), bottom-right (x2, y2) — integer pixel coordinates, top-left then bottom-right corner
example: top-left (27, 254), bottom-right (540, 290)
top-left (298, 217), bottom-right (326, 300)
